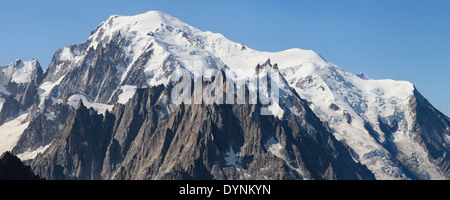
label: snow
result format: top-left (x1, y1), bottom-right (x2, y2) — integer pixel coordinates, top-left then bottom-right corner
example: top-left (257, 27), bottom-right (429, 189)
top-left (357, 72), bottom-right (371, 80)
top-left (444, 134), bottom-right (450, 144)
top-left (0, 113), bottom-right (30, 155)
top-left (11, 60), bottom-right (37, 84)
top-left (266, 102), bottom-right (284, 119)
top-left (0, 85), bottom-right (10, 96)
top-left (264, 137), bottom-right (283, 158)
top-left (224, 146), bottom-right (243, 169)
top-left (17, 143), bottom-right (52, 161)
top-left (278, 62), bottom-right (445, 179)
top-left (0, 98), bottom-right (4, 111)
top-left (0, 59), bottom-right (38, 85)
top-left (44, 111), bottom-right (56, 121)
top-left (38, 75), bottom-right (66, 108)
top-left (67, 93), bottom-right (113, 114)
top-left (264, 137), bottom-right (306, 179)
top-left (59, 47), bottom-right (75, 61)
top-left (69, 11), bottom-right (313, 121)
top-left (117, 85), bottom-right (137, 104)
top-left (87, 13), bottom-right (430, 179)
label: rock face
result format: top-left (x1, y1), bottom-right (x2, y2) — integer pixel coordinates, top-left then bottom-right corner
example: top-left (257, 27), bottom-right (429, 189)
top-left (408, 89), bottom-right (450, 178)
top-left (12, 104), bottom-right (72, 156)
top-left (0, 151), bottom-right (40, 180)
top-left (0, 95), bottom-right (24, 125)
top-left (31, 85), bottom-right (374, 180)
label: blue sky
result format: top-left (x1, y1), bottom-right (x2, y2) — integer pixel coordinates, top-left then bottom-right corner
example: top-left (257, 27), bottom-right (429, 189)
top-left (1, 0), bottom-right (449, 115)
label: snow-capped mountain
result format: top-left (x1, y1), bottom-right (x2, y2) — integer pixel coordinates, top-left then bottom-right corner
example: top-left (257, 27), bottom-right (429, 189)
top-left (1, 11), bottom-right (449, 180)
top-left (0, 59), bottom-right (43, 154)
top-left (43, 11), bottom-right (227, 105)
top-left (0, 59), bottom-right (43, 110)
top-left (280, 63), bottom-right (450, 179)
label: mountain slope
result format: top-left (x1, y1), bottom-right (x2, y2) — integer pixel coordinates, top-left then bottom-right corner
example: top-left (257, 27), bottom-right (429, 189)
top-left (31, 84), bottom-right (374, 180)
top-left (278, 63), bottom-right (450, 179)
top-left (0, 59), bottom-right (43, 155)
top-left (10, 11), bottom-right (309, 158)
top-left (0, 59), bottom-right (43, 116)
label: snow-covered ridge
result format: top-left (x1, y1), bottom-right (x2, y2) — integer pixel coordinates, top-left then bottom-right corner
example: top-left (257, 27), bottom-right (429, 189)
top-left (279, 62), bottom-right (446, 179)
top-left (79, 10), bottom-right (329, 87)
top-left (11, 60), bottom-right (39, 84)
top-left (0, 59), bottom-right (41, 85)
top-left (0, 59), bottom-right (42, 110)
top-left (91, 11), bottom-right (200, 42)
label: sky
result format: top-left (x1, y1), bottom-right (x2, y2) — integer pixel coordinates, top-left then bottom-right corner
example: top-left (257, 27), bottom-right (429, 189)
top-left (0, 0), bottom-right (449, 115)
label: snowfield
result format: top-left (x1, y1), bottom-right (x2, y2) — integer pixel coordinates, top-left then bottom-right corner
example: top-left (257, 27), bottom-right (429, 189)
top-left (0, 113), bottom-right (30, 155)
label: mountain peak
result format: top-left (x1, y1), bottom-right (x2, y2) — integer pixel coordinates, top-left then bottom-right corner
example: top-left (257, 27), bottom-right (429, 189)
top-left (109, 10), bottom-right (172, 21)
top-left (8, 59), bottom-right (40, 69)
top-left (94, 10), bottom-right (196, 39)
top-left (0, 59), bottom-right (42, 85)
top-left (85, 10), bottom-right (330, 79)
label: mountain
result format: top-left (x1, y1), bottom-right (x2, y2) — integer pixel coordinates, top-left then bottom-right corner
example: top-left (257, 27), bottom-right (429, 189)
top-left (0, 59), bottom-right (43, 154)
top-left (0, 151), bottom-right (40, 180)
top-left (0, 59), bottom-right (43, 117)
top-left (0, 11), bottom-right (449, 180)
top-left (31, 84), bottom-right (374, 180)
top-left (279, 63), bottom-right (450, 179)
top-left (10, 11), bottom-right (314, 160)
